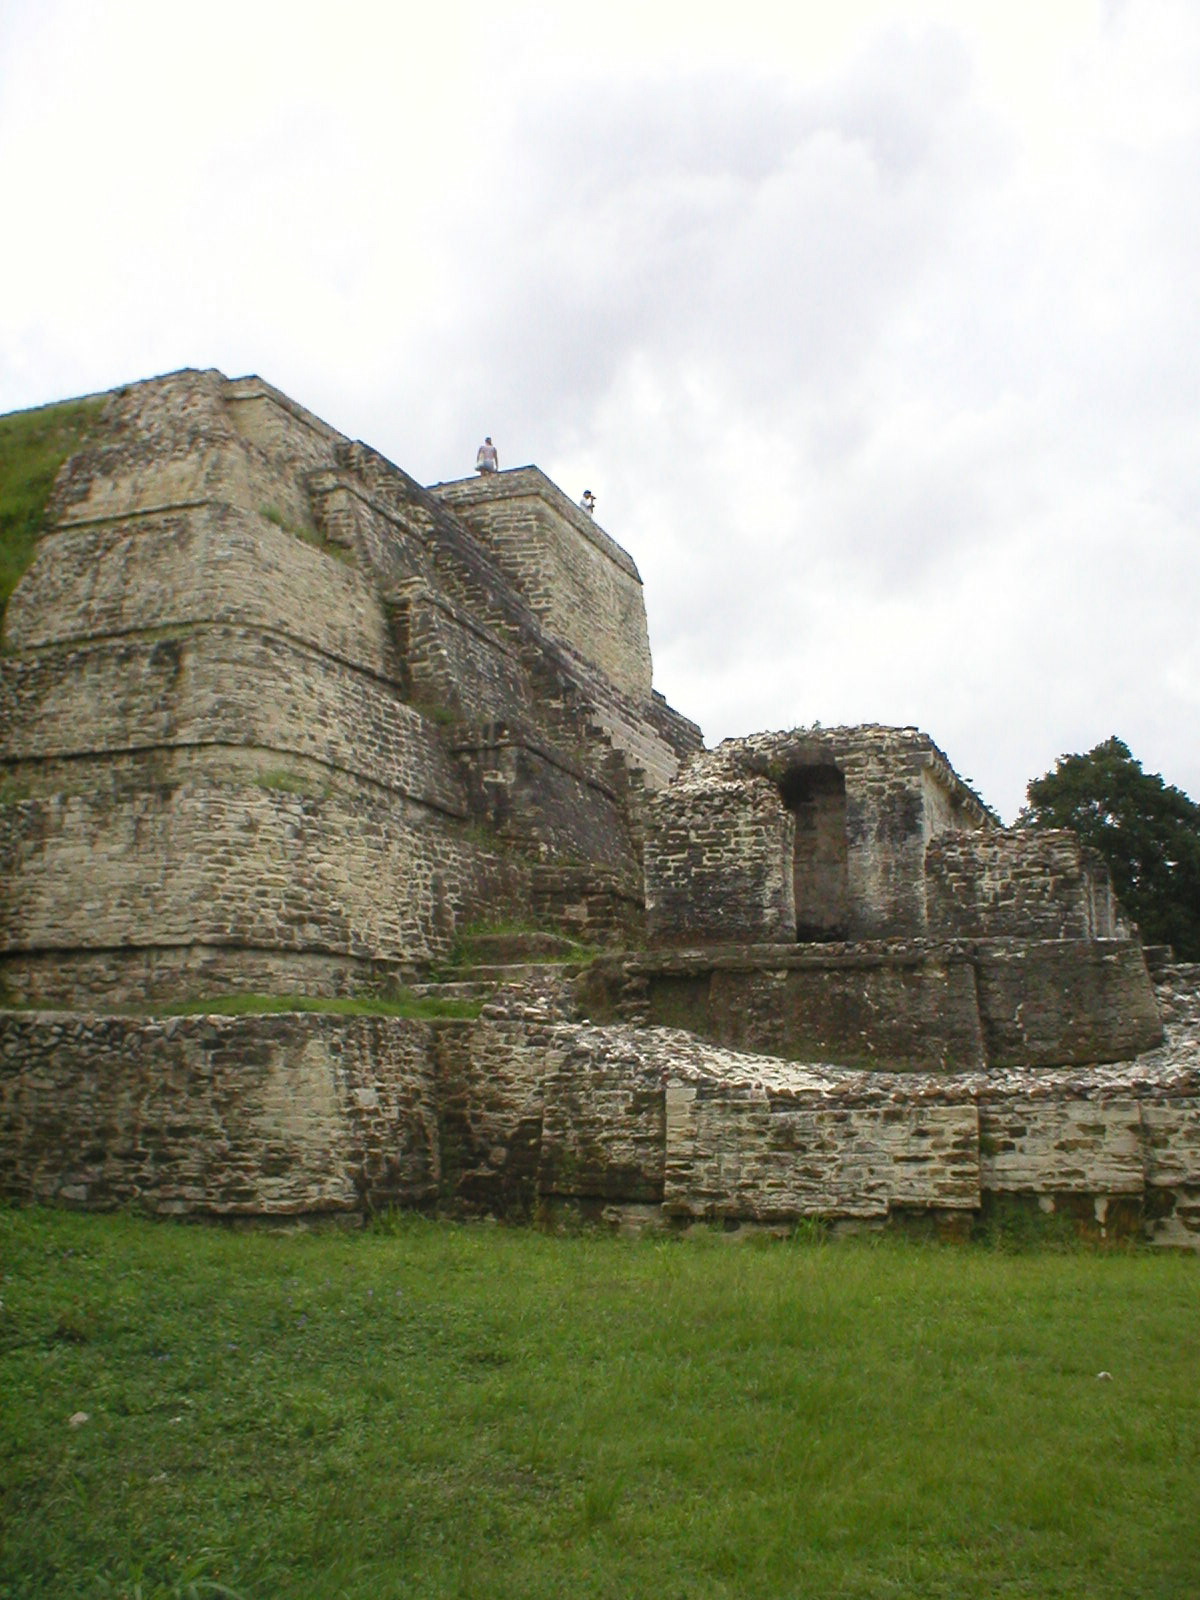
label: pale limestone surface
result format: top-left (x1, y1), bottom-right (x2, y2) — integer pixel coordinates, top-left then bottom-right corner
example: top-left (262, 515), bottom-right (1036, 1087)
top-left (1, 370), bottom-right (697, 1006)
top-left (2, 962), bottom-right (1197, 1239)
top-left (432, 469), bottom-right (654, 702)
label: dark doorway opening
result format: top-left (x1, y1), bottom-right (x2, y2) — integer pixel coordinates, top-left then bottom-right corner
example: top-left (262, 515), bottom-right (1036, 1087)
top-left (779, 765), bottom-right (849, 941)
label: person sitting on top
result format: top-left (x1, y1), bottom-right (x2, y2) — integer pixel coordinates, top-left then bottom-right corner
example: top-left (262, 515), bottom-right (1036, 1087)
top-left (475, 437), bottom-right (499, 473)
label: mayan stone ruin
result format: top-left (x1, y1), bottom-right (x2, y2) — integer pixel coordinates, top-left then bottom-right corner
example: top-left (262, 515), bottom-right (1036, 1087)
top-left (2, 369), bottom-right (1198, 1242)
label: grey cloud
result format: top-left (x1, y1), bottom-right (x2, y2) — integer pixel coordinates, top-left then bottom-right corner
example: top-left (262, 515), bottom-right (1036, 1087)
top-left (3, 3), bottom-right (1197, 824)
top-left (421, 34), bottom-right (996, 420)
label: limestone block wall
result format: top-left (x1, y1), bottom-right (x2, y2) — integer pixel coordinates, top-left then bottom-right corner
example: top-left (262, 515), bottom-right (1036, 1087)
top-left (393, 583), bottom-right (531, 722)
top-left (309, 445), bottom-right (699, 800)
top-left (2, 368), bottom-right (710, 1005)
top-left (976, 1094), bottom-right (1143, 1198)
top-left (476, 1014), bottom-right (1200, 1241)
top-left (0, 1012), bottom-right (442, 1214)
top-left (640, 729), bottom-right (1160, 1072)
top-left (539, 1038), bottom-right (672, 1205)
top-left (0, 628), bottom-right (465, 815)
top-left (432, 469), bottom-right (654, 702)
top-left (449, 722), bottom-right (638, 874)
top-left (926, 830), bottom-right (1123, 941)
top-left (311, 413), bottom-right (699, 823)
top-left (734, 727), bottom-right (995, 939)
top-left (648, 729), bottom-right (997, 949)
top-left (666, 1080), bottom-right (982, 1221)
top-left (921, 763), bottom-right (987, 836)
top-left (305, 461), bottom-right (542, 705)
top-left (0, 947), bottom-right (438, 1011)
top-left (658, 1053), bottom-right (1200, 1229)
top-left (973, 939), bottom-right (1162, 1066)
top-left (577, 682), bottom-right (697, 795)
top-left (601, 945), bottom-right (989, 1071)
top-left (581, 939), bottom-right (1162, 1072)
top-left (0, 762), bottom-right (520, 1002)
top-left (3, 505), bottom-right (393, 672)
top-left (318, 446), bottom-right (549, 655)
top-left (646, 690), bottom-right (706, 763)
top-left (530, 863), bottom-right (644, 948)
top-left (434, 982), bottom-right (574, 1217)
top-left (1, 981), bottom-right (1196, 1238)
top-left (46, 369), bottom-right (338, 537)
top-left (645, 772), bottom-right (795, 945)
top-left (303, 462), bottom-right (669, 866)
top-left (223, 376), bottom-right (347, 477)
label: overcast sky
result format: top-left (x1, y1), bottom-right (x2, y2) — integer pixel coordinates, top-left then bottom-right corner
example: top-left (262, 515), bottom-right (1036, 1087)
top-left (2, 0), bottom-right (1197, 819)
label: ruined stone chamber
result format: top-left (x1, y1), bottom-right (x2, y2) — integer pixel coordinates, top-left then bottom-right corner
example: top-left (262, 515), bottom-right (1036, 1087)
top-left (2, 371), bottom-right (1196, 1242)
top-left (586, 726), bottom-right (1163, 1073)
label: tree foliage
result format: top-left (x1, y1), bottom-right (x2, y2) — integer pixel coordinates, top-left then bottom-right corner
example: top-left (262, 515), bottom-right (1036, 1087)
top-left (1021, 737), bottom-right (1200, 960)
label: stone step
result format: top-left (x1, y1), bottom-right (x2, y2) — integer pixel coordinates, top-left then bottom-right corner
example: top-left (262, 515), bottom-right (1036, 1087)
top-left (405, 980), bottom-right (495, 1002)
top-left (453, 961), bottom-right (586, 983)
top-left (459, 930), bottom-right (582, 963)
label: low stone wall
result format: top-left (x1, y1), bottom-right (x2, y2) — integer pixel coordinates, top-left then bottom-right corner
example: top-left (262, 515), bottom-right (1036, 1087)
top-left (974, 939), bottom-right (1162, 1066)
top-left (580, 940), bottom-right (1162, 1071)
top-left (435, 1009), bottom-right (555, 1218)
top-left (666, 1080), bottom-right (981, 1222)
top-left (0, 1011), bottom-right (444, 1215)
top-left (524, 1021), bottom-right (1200, 1243)
top-left (540, 1033), bottom-right (669, 1205)
top-left (926, 830), bottom-right (1122, 940)
top-left (1, 980), bottom-right (1196, 1241)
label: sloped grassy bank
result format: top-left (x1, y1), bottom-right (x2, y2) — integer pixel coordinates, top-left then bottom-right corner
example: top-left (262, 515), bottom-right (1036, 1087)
top-left (0, 396), bottom-right (103, 625)
top-left (1, 1207), bottom-right (1197, 1600)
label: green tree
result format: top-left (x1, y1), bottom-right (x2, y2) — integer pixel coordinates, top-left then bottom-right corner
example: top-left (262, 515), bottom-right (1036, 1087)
top-left (1020, 737), bottom-right (1200, 960)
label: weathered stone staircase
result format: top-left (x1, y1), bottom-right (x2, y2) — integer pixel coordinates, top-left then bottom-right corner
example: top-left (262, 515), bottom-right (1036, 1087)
top-left (407, 929), bottom-right (591, 1012)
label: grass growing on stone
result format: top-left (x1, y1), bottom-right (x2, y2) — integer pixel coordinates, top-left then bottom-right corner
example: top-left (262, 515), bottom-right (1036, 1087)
top-left (259, 503), bottom-right (354, 565)
top-left (444, 919), bottom-right (599, 970)
top-left (250, 767), bottom-right (327, 797)
top-left (149, 991), bottom-right (483, 1021)
top-left (2, 1208), bottom-right (1198, 1600)
top-left (0, 397), bottom-right (103, 623)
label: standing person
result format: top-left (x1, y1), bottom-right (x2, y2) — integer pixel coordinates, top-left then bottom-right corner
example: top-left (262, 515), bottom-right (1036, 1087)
top-left (475, 437), bottom-right (498, 473)
top-left (580, 490), bottom-right (596, 515)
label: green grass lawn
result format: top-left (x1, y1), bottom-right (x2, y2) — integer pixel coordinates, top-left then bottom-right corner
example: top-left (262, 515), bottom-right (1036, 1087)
top-left (1, 1208), bottom-right (1197, 1600)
